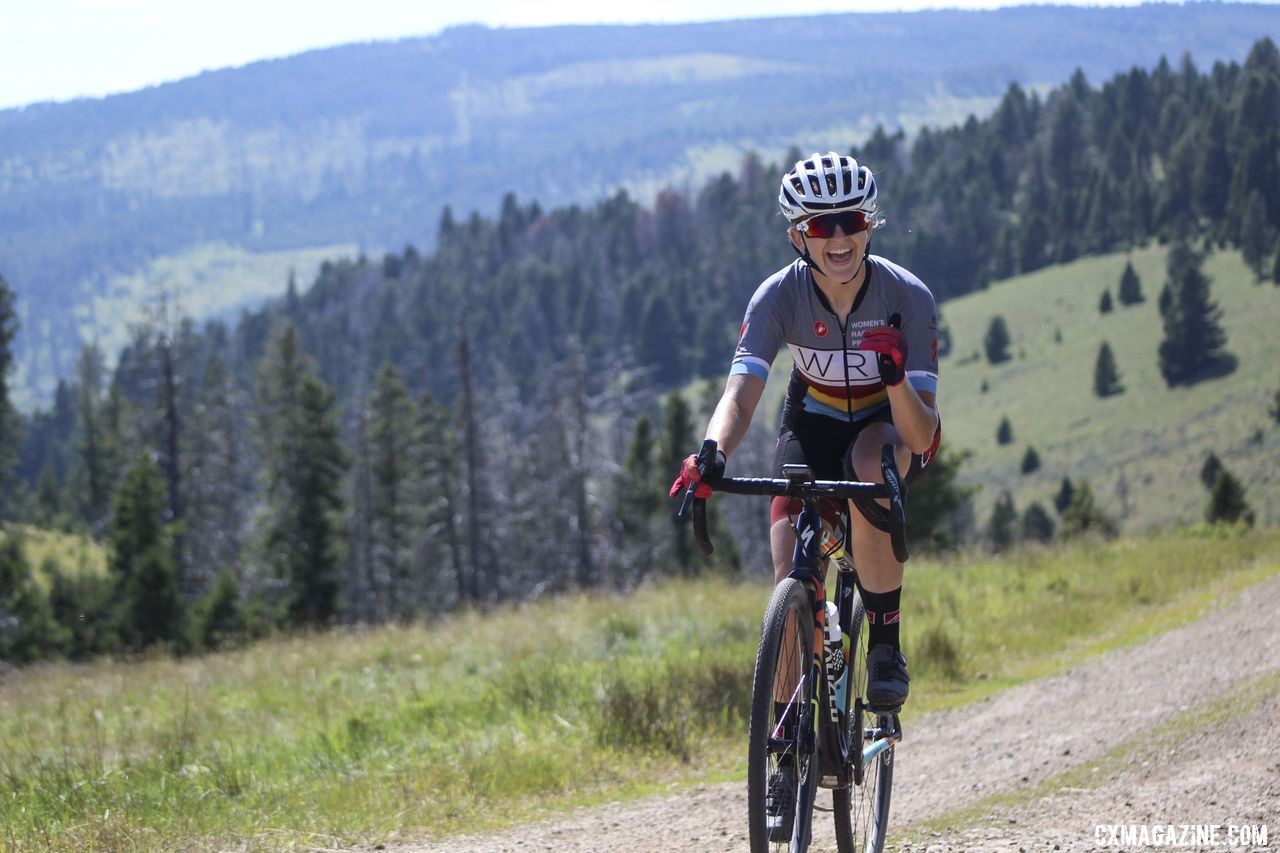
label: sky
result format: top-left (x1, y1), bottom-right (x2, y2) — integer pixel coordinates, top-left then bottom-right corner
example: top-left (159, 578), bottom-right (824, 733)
top-left (0, 0), bottom-right (1245, 111)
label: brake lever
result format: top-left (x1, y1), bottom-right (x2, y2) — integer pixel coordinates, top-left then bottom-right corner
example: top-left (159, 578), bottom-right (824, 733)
top-left (674, 439), bottom-right (718, 556)
top-left (674, 438), bottom-right (719, 519)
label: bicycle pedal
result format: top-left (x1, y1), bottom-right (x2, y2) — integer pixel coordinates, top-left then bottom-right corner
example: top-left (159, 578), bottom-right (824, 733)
top-left (819, 773), bottom-right (850, 789)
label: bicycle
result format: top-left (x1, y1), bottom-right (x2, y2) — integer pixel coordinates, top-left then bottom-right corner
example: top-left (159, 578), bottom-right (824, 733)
top-left (676, 439), bottom-right (908, 853)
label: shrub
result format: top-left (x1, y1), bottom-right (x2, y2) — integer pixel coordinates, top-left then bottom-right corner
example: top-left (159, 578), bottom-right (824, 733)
top-left (1021, 502), bottom-right (1056, 543)
top-left (1199, 453), bottom-right (1224, 490)
top-left (1206, 471), bottom-right (1254, 526)
top-left (996, 416), bottom-right (1013, 445)
top-left (986, 491), bottom-right (1018, 552)
top-left (190, 568), bottom-right (248, 652)
top-left (1053, 477), bottom-right (1075, 514)
top-left (983, 315), bottom-right (1011, 364)
top-left (1118, 260), bottom-right (1144, 305)
top-left (1060, 482), bottom-right (1115, 538)
top-left (1093, 341), bottom-right (1123, 397)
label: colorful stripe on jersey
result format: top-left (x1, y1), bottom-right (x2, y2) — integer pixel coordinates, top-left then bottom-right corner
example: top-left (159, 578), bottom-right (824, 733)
top-left (729, 354), bottom-right (771, 381)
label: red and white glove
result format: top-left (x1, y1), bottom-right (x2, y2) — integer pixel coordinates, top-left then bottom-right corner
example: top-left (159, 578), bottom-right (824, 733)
top-left (859, 326), bottom-right (908, 387)
top-left (668, 450), bottom-right (726, 499)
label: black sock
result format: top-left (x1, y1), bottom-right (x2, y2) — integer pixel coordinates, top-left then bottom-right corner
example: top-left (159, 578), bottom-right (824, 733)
top-left (861, 587), bottom-right (902, 650)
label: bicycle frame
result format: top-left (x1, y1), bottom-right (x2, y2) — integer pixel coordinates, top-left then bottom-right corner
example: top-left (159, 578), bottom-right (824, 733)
top-left (675, 439), bottom-right (907, 853)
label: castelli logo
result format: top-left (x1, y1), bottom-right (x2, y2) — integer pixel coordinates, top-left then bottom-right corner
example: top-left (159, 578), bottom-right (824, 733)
top-left (814, 321), bottom-right (829, 337)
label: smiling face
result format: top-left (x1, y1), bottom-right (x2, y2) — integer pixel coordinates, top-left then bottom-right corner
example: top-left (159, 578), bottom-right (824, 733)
top-left (789, 216), bottom-right (875, 287)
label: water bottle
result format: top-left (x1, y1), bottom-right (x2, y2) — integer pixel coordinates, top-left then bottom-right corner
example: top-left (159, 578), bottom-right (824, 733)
top-left (825, 601), bottom-right (848, 709)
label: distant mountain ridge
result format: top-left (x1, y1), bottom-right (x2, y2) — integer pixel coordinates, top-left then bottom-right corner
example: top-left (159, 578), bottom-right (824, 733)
top-left (2, 3), bottom-right (1279, 401)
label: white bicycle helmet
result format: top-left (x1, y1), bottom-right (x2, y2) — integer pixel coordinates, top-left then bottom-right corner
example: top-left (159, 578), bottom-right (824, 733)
top-left (778, 151), bottom-right (878, 223)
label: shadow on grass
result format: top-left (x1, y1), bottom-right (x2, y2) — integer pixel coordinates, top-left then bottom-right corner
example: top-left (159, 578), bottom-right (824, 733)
top-left (1165, 353), bottom-right (1239, 387)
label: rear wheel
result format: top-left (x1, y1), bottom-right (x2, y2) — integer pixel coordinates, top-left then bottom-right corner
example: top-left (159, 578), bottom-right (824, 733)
top-left (748, 578), bottom-right (816, 852)
top-left (833, 588), bottom-right (893, 853)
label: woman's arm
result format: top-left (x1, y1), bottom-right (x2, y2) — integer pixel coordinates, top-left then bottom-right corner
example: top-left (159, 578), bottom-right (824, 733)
top-left (886, 385), bottom-right (938, 454)
top-left (705, 373), bottom-right (766, 459)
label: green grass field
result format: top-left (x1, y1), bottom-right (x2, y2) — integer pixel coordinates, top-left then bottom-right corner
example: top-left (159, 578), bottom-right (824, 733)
top-left (2, 527), bottom-right (1277, 850)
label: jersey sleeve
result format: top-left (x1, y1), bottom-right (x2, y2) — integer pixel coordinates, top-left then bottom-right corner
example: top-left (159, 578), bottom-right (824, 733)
top-left (902, 281), bottom-right (940, 396)
top-left (729, 278), bottom-right (787, 382)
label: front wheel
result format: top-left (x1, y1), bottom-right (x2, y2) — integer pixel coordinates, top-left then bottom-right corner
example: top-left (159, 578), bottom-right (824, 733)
top-left (833, 589), bottom-right (894, 853)
top-left (748, 578), bottom-right (817, 853)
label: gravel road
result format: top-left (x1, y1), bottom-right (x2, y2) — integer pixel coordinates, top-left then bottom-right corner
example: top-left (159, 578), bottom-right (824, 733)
top-left (389, 576), bottom-right (1280, 852)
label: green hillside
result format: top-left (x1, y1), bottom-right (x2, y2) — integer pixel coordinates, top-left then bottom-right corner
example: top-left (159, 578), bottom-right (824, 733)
top-left (938, 244), bottom-right (1279, 531)
top-left (13, 242), bottom-right (355, 407)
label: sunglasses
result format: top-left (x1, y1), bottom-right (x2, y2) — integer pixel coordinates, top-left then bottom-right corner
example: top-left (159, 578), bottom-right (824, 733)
top-left (796, 211), bottom-right (871, 238)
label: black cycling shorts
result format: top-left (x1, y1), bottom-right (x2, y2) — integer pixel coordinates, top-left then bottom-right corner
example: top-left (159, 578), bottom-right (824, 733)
top-left (771, 405), bottom-right (935, 485)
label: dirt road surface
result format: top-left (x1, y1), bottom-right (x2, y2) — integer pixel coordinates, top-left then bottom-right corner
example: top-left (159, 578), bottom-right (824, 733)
top-left (390, 577), bottom-right (1280, 852)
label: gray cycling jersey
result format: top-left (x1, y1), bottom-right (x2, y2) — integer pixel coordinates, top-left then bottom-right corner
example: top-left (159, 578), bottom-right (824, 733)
top-left (730, 255), bottom-right (939, 422)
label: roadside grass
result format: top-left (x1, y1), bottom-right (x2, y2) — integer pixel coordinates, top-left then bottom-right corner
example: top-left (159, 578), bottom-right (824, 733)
top-left (1, 528), bottom-right (1277, 850)
top-left (899, 523), bottom-right (1280, 710)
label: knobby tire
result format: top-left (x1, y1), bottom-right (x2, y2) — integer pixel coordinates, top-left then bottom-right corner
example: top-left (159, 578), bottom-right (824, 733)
top-left (748, 578), bottom-right (817, 853)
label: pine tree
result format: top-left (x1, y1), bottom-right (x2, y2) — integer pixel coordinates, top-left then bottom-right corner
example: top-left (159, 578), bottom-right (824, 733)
top-left (1020, 446), bottom-right (1041, 474)
top-left (986, 491), bottom-right (1018, 552)
top-left (1272, 234), bottom-right (1280, 285)
top-left (1093, 341), bottom-right (1123, 397)
top-left (1240, 190), bottom-right (1273, 281)
top-left (983, 315), bottom-right (1012, 363)
top-left (189, 567), bottom-right (247, 651)
top-left (410, 389), bottom-right (460, 611)
top-left (1158, 240), bottom-right (1231, 385)
top-left (110, 455), bottom-right (184, 650)
top-left (618, 414), bottom-right (662, 583)
top-left (70, 344), bottom-right (115, 531)
top-left (661, 393), bottom-right (696, 573)
top-left (346, 410), bottom-right (378, 621)
top-left (0, 536), bottom-right (68, 664)
top-left (1021, 501), bottom-right (1056, 543)
top-left (454, 322), bottom-right (491, 603)
top-left (368, 363), bottom-right (417, 617)
top-left (1098, 288), bottom-right (1114, 314)
top-left (996, 416), bottom-right (1013, 445)
top-left (1060, 481), bottom-right (1114, 537)
top-left (1199, 452), bottom-right (1224, 490)
top-left (1118, 261), bottom-right (1144, 305)
top-left (35, 462), bottom-right (62, 526)
top-left (1053, 477), bottom-right (1076, 514)
top-left (1206, 470), bottom-right (1253, 526)
top-left (181, 357), bottom-right (246, 598)
top-left (0, 276), bottom-right (18, 521)
top-left (47, 563), bottom-right (117, 659)
top-left (255, 321), bottom-right (348, 627)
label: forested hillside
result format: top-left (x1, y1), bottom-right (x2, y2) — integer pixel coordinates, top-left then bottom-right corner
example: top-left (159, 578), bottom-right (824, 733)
top-left (1, 39), bottom-right (1279, 667)
top-left (2, 4), bottom-right (1279, 400)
